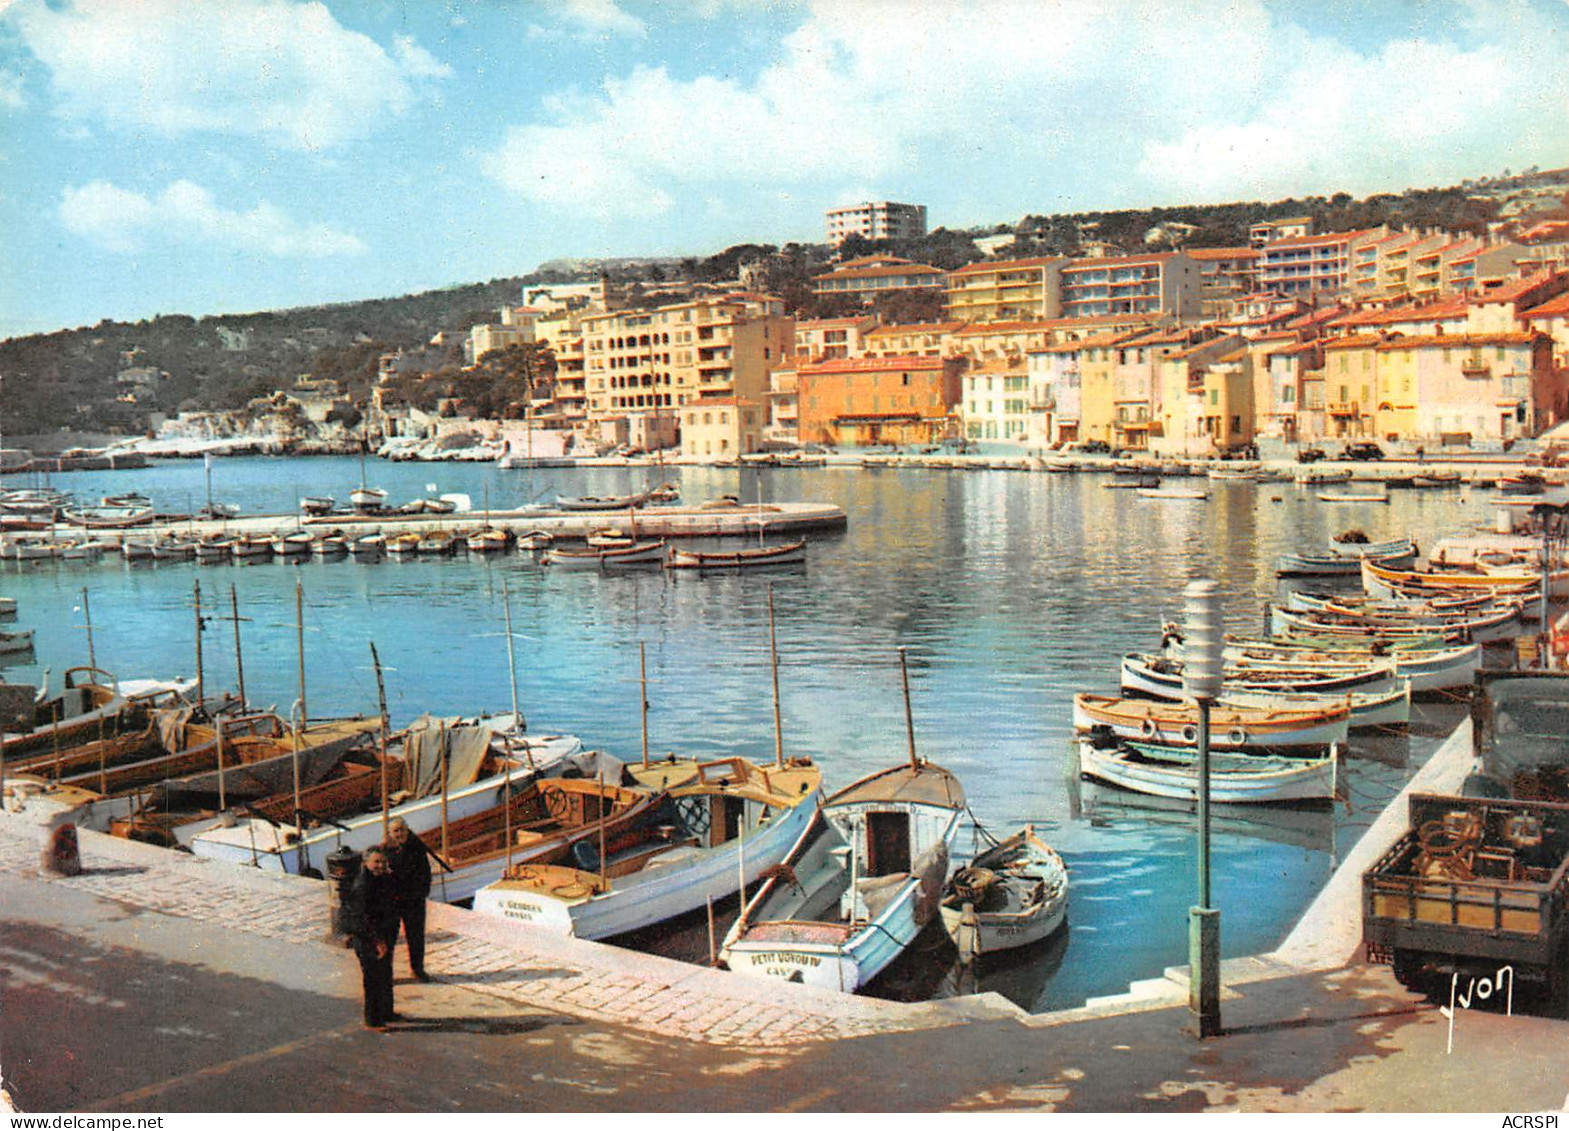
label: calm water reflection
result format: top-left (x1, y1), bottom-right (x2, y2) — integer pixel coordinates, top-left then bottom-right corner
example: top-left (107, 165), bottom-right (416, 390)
top-left (1, 458), bottom-right (1488, 1009)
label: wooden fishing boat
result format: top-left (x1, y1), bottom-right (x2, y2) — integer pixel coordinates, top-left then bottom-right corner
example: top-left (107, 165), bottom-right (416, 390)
top-left (300, 496), bottom-right (336, 516)
top-left (1207, 466), bottom-right (1258, 481)
top-left (271, 532), bottom-right (312, 558)
top-left (1287, 588), bottom-right (1499, 615)
top-left (10, 539), bottom-right (57, 561)
top-left (60, 504), bottom-right (156, 528)
top-left (473, 757), bottom-right (823, 940)
top-left (1296, 470), bottom-right (1352, 485)
top-left (430, 776), bottom-right (669, 904)
top-left (311, 532), bottom-right (348, 557)
top-left (1270, 602), bottom-right (1523, 644)
top-left (1136, 487), bottom-right (1209, 500)
top-left (665, 539), bottom-right (807, 571)
top-left (940, 826), bottom-right (1068, 963)
top-left (1213, 641), bottom-right (1481, 696)
top-left (1072, 693), bottom-right (1349, 749)
top-left (350, 486), bottom-right (389, 512)
top-left (60, 539), bottom-right (109, 561)
top-left (1276, 548), bottom-right (1415, 577)
top-left (151, 537), bottom-right (197, 562)
top-left (121, 538), bottom-right (157, 562)
top-left (1319, 491), bottom-right (1389, 503)
top-left (350, 532), bottom-right (385, 560)
top-left (233, 536), bottom-right (272, 563)
top-left (722, 760), bottom-right (966, 994)
top-left (189, 728), bottom-right (586, 873)
top-left (542, 540), bottom-right (666, 570)
top-left (417, 530), bottom-right (455, 556)
top-left (385, 532), bottom-right (421, 558)
top-left (1077, 737), bottom-right (1337, 804)
top-left (1411, 471), bottom-right (1462, 488)
top-left (465, 529), bottom-right (509, 554)
top-left (1219, 680), bottom-right (1411, 730)
top-left (101, 492), bottom-right (152, 509)
top-left (1120, 653), bottom-right (1398, 699)
top-left (554, 482), bottom-right (679, 512)
top-left (1361, 557), bottom-right (1549, 599)
top-left (194, 536), bottom-right (232, 564)
top-left (516, 530), bottom-right (554, 552)
top-left (1, 668), bottom-right (132, 759)
top-left (0, 596), bottom-right (16, 617)
top-left (1498, 472), bottom-right (1546, 495)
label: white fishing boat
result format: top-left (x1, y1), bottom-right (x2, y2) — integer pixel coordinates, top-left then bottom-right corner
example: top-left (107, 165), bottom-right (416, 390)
top-left (60, 539), bottom-right (109, 562)
top-left (1072, 693), bottom-right (1350, 749)
top-left (1119, 653), bottom-right (1400, 699)
top-left (271, 532), bottom-right (312, 558)
top-left (10, 540), bottom-right (57, 562)
top-left (1077, 737), bottom-right (1337, 804)
top-left (350, 532), bottom-right (385, 560)
top-left (152, 537), bottom-right (197, 562)
top-left (1219, 680), bottom-right (1411, 730)
top-left (300, 496), bottom-right (336, 516)
top-left (385, 532), bottom-right (421, 558)
top-left (121, 538), bottom-right (157, 562)
top-left (473, 756), bottom-right (823, 940)
top-left (195, 537), bottom-right (233, 564)
top-left (232, 536), bottom-right (272, 563)
top-left (0, 596), bottom-right (15, 617)
top-left (350, 486), bottom-right (389, 512)
top-left (1269, 601), bottom-right (1524, 644)
top-left (465, 529), bottom-right (509, 554)
top-left (940, 826), bottom-right (1069, 963)
top-left (0, 627), bottom-right (35, 656)
top-left (722, 760), bottom-right (966, 994)
top-left (311, 532), bottom-right (348, 557)
top-left (1211, 641), bottom-right (1481, 696)
top-left (1136, 487), bottom-right (1209, 500)
top-left (1327, 532), bottom-right (1417, 558)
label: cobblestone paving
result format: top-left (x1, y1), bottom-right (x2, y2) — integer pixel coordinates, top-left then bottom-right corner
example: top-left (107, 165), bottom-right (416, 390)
top-left (0, 817), bottom-right (947, 1047)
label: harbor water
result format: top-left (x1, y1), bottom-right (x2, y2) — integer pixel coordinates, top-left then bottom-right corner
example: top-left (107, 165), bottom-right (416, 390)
top-left (1, 456), bottom-right (1483, 1010)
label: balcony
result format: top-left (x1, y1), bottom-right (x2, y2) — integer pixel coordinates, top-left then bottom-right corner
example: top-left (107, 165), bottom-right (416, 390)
top-left (1327, 401), bottom-right (1360, 417)
top-left (1460, 358), bottom-right (1491, 378)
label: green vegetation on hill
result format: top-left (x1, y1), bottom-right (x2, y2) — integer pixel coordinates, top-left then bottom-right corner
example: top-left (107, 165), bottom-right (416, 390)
top-left (5, 166), bottom-right (1565, 436)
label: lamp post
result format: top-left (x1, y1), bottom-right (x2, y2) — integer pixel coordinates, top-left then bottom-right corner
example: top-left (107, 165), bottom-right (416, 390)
top-left (1183, 579), bottom-right (1224, 1038)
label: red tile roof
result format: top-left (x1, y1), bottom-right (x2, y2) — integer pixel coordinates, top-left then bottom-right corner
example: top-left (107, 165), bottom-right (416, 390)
top-left (1266, 229), bottom-right (1375, 250)
top-left (1522, 292), bottom-right (1569, 318)
top-left (948, 255), bottom-right (1065, 277)
top-left (1375, 332), bottom-right (1540, 350)
top-left (800, 355), bottom-right (947, 375)
top-left (1060, 253), bottom-right (1176, 271)
top-left (951, 320), bottom-right (1058, 336)
top-left (865, 320), bottom-right (967, 338)
top-left (1186, 246), bottom-right (1259, 261)
top-left (813, 263), bottom-right (945, 282)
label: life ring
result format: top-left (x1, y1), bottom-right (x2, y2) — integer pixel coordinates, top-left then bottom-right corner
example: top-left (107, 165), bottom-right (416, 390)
top-left (1140, 718), bottom-right (1159, 738)
top-left (1228, 727), bottom-right (1248, 746)
top-left (1180, 724), bottom-right (1198, 743)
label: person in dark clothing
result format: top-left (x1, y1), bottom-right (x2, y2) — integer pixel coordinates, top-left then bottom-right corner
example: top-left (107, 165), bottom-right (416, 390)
top-left (385, 817), bottom-right (433, 982)
top-left (347, 846), bottom-right (401, 1030)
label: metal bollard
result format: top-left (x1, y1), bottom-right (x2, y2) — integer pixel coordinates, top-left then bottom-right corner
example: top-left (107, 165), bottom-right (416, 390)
top-left (324, 845), bottom-right (362, 946)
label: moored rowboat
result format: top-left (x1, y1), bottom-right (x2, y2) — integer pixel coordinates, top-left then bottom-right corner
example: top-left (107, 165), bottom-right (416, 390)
top-left (1072, 692), bottom-right (1349, 749)
top-left (1077, 738), bottom-right (1337, 804)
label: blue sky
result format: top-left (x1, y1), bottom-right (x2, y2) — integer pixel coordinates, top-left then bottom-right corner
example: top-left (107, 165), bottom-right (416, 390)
top-left (1, 0), bottom-right (1566, 338)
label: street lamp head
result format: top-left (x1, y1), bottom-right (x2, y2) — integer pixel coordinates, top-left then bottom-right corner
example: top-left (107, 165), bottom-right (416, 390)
top-left (1182, 579), bottom-right (1224, 702)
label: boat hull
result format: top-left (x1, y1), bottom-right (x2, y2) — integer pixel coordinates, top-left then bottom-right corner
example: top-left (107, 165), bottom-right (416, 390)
top-left (1078, 741), bottom-right (1336, 803)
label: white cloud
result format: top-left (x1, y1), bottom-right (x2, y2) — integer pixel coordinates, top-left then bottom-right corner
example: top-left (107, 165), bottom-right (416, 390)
top-left (8, 0), bottom-right (448, 151)
top-left (60, 180), bottom-right (367, 258)
top-left (528, 0), bottom-right (646, 41)
top-left (484, 0), bottom-right (1569, 221)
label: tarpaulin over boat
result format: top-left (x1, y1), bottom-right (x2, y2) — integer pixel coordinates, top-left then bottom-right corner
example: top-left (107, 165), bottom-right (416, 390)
top-left (825, 762), bottom-right (966, 810)
top-left (402, 716), bottom-right (493, 798)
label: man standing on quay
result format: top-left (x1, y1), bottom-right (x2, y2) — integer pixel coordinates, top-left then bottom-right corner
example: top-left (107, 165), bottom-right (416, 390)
top-left (386, 817), bottom-right (433, 982)
top-left (348, 847), bottom-right (401, 1030)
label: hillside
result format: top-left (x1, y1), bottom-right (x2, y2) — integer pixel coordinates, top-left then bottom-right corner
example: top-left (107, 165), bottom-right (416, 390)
top-left (4, 165), bottom-right (1566, 437)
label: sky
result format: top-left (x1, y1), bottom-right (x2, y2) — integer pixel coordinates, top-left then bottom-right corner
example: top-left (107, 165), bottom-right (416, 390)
top-left (1, 0), bottom-right (1567, 339)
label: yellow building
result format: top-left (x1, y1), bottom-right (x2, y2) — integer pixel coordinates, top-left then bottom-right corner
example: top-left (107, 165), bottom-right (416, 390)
top-left (1320, 335), bottom-right (1382, 438)
top-left (681, 397), bottom-right (767, 459)
top-left (1074, 332), bottom-right (1146, 444)
top-left (944, 257), bottom-right (1066, 323)
top-left (1150, 336), bottom-right (1250, 456)
top-left (582, 294), bottom-right (792, 447)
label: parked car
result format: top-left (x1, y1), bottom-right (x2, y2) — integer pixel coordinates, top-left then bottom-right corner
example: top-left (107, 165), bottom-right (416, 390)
top-left (1296, 446), bottom-right (1327, 464)
top-left (1342, 441), bottom-right (1385, 461)
top-left (1072, 440), bottom-right (1111, 454)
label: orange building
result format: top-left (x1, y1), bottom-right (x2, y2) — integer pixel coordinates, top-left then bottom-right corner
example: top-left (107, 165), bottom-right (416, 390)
top-left (796, 355), bottom-right (962, 447)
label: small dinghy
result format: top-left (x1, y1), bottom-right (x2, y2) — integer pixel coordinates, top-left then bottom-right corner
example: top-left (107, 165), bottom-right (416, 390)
top-left (1077, 735), bottom-right (1338, 804)
top-left (941, 825), bottom-right (1068, 963)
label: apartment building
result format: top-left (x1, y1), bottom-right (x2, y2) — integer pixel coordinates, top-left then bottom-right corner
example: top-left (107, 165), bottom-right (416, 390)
top-left (1257, 228), bottom-right (1384, 298)
top-left (1320, 335), bottom-right (1381, 438)
top-left (1026, 344), bottom-right (1082, 446)
top-left (1058, 253), bottom-right (1202, 320)
top-left (1522, 291), bottom-right (1569, 370)
top-left (824, 200), bottom-right (928, 246)
top-left (796, 355), bottom-right (962, 447)
top-left (766, 362), bottom-right (800, 446)
top-left (1188, 247), bottom-right (1259, 320)
top-left (861, 320), bottom-right (966, 358)
top-left (1257, 339), bottom-right (1324, 445)
top-left (811, 255), bottom-right (945, 299)
top-left (582, 294), bottom-right (792, 450)
top-left (1349, 229), bottom-right (1454, 304)
top-left (794, 316), bottom-right (880, 363)
top-left (1393, 333), bottom-right (1560, 443)
top-left (961, 358), bottom-right (1030, 443)
top-left (944, 257), bottom-right (1066, 323)
top-left (1150, 336), bottom-right (1254, 456)
top-left (945, 254), bottom-right (1199, 323)
top-left (947, 320), bottom-right (1058, 362)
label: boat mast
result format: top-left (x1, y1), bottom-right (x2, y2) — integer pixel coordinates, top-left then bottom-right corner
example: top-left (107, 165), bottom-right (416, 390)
top-left (291, 580), bottom-right (305, 873)
top-left (768, 585), bottom-right (783, 770)
top-left (78, 587), bottom-right (95, 671)
top-left (370, 641), bottom-right (390, 840)
top-left (899, 646), bottom-right (919, 770)
top-left (295, 578), bottom-right (307, 726)
top-left (229, 584), bottom-right (248, 709)
top-left (502, 578), bottom-right (523, 733)
top-left (639, 641), bottom-right (650, 769)
top-left (193, 579), bottom-right (205, 709)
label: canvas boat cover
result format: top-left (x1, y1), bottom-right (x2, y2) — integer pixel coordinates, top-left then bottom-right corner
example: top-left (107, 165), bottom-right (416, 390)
top-left (825, 762), bottom-right (965, 810)
top-left (401, 716), bottom-right (494, 798)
